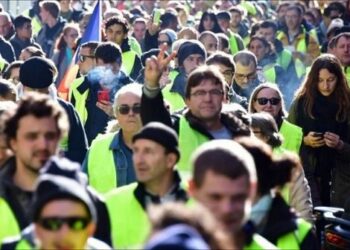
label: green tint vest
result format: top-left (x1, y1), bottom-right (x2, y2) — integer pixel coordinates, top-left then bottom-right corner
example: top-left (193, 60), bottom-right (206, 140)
top-left (106, 183), bottom-right (150, 249)
top-left (276, 218), bottom-right (312, 250)
top-left (122, 51), bottom-right (136, 77)
top-left (162, 84), bottom-right (186, 112)
top-left (70, 77), bottom-right (88, 125)
top-left (0, 198), bottom-right (20, 243)
top-left (177, 117), bottom-right (209, 179)
top-left (88, 133), bottom-right (116, 194)
top-left (244, 234), bottom-right (278, 250)
top-left (277, 49), bottom-right (293, 71)
top-left (343, 67), bottom-right (350, 87)
top-left (263, 64), bottom-right (277, 83)
top-left (129, 36), bottom-right (142, 57)
top-left (229, 32), bottom-right (239, 55)
top-left (279, 120), bottom-right (303, 154)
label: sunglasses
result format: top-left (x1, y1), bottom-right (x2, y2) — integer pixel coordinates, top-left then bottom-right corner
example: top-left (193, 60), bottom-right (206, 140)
top-left (37, 216), bottom-right (91, 231)
top-left (117, 104), bottom-right (141, 115)
top-left (79, 55), bottom-right (94, 62)
top-left (256, 97), bottom-right (281, 105)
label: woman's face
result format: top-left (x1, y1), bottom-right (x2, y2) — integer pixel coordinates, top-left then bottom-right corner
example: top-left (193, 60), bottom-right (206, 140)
top-left (249, 39), bottom-right (268, 62)
top-left (317, 68), bottom-right (337, 96)
top-left (64, 28), bottom-right (79, 49)
top-left (253, 88), bottom-right (281, 119)
top-left (203, 15), bottom-right (214, 30)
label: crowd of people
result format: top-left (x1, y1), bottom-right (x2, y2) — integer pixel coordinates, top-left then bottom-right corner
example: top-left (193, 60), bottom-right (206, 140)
top-left (0, 0), bottom-right (350, 249)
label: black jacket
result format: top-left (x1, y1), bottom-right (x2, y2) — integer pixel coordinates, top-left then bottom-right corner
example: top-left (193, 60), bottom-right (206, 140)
top-left (0, 36), bottom-right (15, 63)
top-left (58, 98), bottom-right (88, 164)
top-left (10, 35), bottom-right (41, 60)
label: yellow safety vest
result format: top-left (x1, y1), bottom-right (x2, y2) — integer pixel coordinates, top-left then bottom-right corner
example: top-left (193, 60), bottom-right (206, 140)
top-left (244, 234), bottom-right (278, 250)
top-left (87, 133), bottom-right (117, 194)
top-left (343, 67), bottom-right (350, 87)
top-left (229, 32), bottom-right (242, 55)
top-left (263, 64), bottom-right (277, 83)
top-left (162, 84), bottom-right (186, 112)
top-left (279, 120), bottom-right (303, 154)
top-left (121, 51), bottom-right (136, 77)
top-left (128, 36), bottom-right (142, 57)
top-left (177, 117), bottom-right (209, 179)
top-left (105, 183), bottom-right (150, 249)
top-left (277, 49), bottom-right (293, 71)
top-left (0, 198), bottom-right (21, 243)
top-left (276, 218), bottom-right (312, 250)
top-left (69, 77), bottom-right (88, 125)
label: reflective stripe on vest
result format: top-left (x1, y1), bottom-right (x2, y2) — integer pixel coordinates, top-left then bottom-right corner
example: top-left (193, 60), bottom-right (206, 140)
top-left (279, 120), bottom-right (303, 154)
top-left (0, 198), bottom-right (21, 243)
top-left (244, 234), bottom-right (278, 250)
top-left (177, 117), bottom-right (209, 179)
top-left (263, 64), bottom-right (277, 83)
top-left (106, 183), bottom-right (150, 249)
top-left (122, 51), bottom-right (136, 77)
top-left (277, 49), bottom-right (293, 71)
top-left (70, 77), bottom-right (88, 124)
top-left (88, 133), bottom-right (116, 194)
top-left (162, 84), bottom-right (186, 112)
top-left (276, 218), bottom-right (312, 250)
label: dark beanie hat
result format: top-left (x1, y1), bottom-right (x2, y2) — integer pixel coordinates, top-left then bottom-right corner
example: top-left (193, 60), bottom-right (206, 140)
top-left (177, 40), bottom-right (206, 67)
top-left (20, 56), bottom-right (56, 89)
top-left (31, 158), bottom-right (97, 222)
top-left (133, 122), bottom-right (180, 160)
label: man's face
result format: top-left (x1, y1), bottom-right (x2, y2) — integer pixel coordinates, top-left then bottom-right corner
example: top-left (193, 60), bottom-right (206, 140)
top-left (191, 171), bottom-right (251, 233)
top-left (258, 27), bottom-right (275, 43)
top-left (218, 18), bottom-right (230, 32)
top-left (10, 115), bottom-right (60, 173)
top-left (200, 35), bottom-right (218, 54)
top-left (17, 22), bottom-right (32, 39)
top-left (35, 199), bottom-right (95, 250)
top-left (133, 22), bottom-right (146, 42)
top-left (285, 9), bottom-right (301, 30)
top-left (333, 36), bottom-right (350, 66)
top-left (212, 63), bottom-right (234, 86)
top-left (230, 12), bottom-right (241, 27)
top-left (182, 54), bottom-right (205, 75)
top-left (185, 79), bottom-right (223, 122)
top-left (234, 62), bottom-right (257, 88)
top-left (252, 87), bottom-right (282, 119)
top-left (277, 5), bottom-right (289, 22)
top-left (0, 16), bottom-right (11, 37)
top-left (78, 47), bottom-right (96, 75)
top-left (248, 39), bottom-right (268, 62)
top-left (105, 24), bottom-right (126, 46)
top-left (132, 139), bottom-right (175, 184)
top-left (39, 7), bottom-right (50, 24)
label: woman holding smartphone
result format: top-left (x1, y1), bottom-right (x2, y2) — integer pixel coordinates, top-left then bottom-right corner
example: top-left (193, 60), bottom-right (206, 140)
top-left (288, 54), bottom-right (350, 207)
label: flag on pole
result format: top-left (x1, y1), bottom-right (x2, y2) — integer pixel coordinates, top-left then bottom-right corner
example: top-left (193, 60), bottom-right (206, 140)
top-left (57, 0), bottom-right (102, 100)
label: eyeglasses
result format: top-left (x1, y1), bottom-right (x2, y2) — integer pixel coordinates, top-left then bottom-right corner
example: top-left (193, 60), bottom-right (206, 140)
top-left (37, 216), bottom-right (91, 231)
top-left (117, 104), bottom-right (141, 115)
top-left (235, 72), bottom-right (257, 80)
top-left (221, 70), bottom-right (235, 78)
top-left (79, 55), bottom-right (94, 62)
top-left (190, 89), bottom-right (224, 98)
top-left (256, 97), bottom-right (281, 105)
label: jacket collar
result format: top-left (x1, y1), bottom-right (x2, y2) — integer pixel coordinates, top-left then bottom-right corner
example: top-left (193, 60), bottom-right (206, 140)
top-left (133, 171), bottom-right (188, 210)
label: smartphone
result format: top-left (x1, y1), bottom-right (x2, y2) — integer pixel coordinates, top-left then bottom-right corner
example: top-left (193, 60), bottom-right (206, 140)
top-left (314, 132), bottom-right (324, 138)
top-left (153, 8), bottom-right (162, 25)
top-left (98, 90), bottom-right (109, 102)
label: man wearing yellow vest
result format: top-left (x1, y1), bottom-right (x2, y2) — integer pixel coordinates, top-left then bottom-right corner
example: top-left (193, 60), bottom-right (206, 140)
top-left (189, 140), bottom-right (278, 250)
top-left (330, 32), bottom-right (350, 85)
top-left (142, 49), bottom-right (251, 178)
top-left (104, 16), bottom-right (142, 81)
top-left (0, 93), bottom-right (67, 243)
top-left (162, 40), bottom-right (206, 112)
top-left (105, 122), bottom-right (188, 249)
top-left (276, 5), bottom-right (320, 72)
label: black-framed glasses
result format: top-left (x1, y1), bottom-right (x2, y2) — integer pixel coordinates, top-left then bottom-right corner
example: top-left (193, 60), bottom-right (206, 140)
top-left (37, 216), bottom-right (91, 231)
top-left (79, 55), bottom-right (94, 62)
top-left (256, 97), bottom-right (281, 105)
top-left (190, 89), bottom-right (224, 98)
top-left (117, 104), bottom-right (141, 115)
